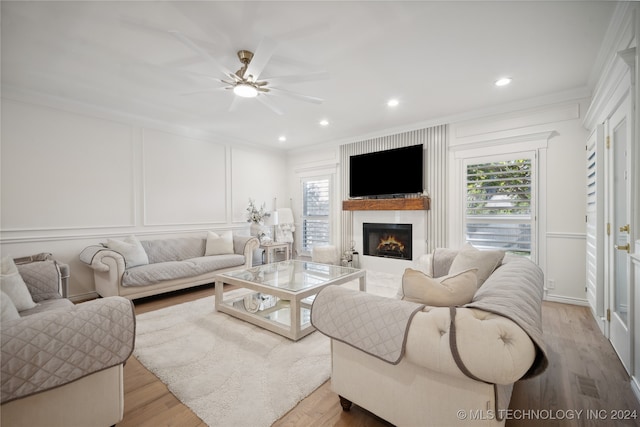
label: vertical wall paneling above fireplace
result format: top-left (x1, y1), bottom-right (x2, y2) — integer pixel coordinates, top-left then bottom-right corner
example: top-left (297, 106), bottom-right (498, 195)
top-left (339, 124), bottom-right (448, 269)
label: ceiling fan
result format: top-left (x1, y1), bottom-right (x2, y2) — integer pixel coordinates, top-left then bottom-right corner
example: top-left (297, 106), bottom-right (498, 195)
top-left (169, 30), bottom-right (326, 115)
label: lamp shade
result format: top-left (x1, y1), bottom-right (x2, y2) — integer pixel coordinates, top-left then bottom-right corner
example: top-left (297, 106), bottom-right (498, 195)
top-left (277, 208), bottom-right (294, 224)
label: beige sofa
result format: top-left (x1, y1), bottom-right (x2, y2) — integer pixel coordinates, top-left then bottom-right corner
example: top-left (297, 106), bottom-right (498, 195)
top-left (1, 255), bottom-right (135, 427)
top-left (312, 251), bottom-right (547, 427)
top-left (81, 233), bottom-right (259, 300)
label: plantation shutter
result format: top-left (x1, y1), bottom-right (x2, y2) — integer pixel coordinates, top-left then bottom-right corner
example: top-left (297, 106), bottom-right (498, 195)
top-left (464, 156), bottom-right (534, 256)
top-left (586, 125), bottom-right (605, 318)
top-left (302, 177), bottom-right (330, 255)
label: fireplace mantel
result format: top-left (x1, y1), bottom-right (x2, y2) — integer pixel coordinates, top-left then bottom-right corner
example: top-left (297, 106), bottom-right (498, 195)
top-left (342, 197), bottom-right (430, 211)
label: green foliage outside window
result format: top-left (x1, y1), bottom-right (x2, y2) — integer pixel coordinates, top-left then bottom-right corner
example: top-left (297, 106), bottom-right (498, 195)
top-left (466, 159), bottom-right (532, 216)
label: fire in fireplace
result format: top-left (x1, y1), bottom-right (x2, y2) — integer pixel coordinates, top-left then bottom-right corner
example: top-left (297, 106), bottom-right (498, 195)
top-left (363, 223), bottom-right (412, 260)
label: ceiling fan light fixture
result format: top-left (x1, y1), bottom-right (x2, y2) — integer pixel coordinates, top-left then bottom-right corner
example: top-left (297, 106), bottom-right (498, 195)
top-left (495, 77), bottom-right (512, 87)
top-left (233, 83), bottom-right (258, 98)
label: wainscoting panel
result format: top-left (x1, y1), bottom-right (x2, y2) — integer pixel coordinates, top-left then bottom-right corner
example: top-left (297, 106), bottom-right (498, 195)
top-left (1, 99), bottom-right (136, 230)
top-left (230, 148), bottom-right (288, 223)
top-left (545, 233), bottom-right (587, 304)
top-left (142, 129), bottom-right (227, 225)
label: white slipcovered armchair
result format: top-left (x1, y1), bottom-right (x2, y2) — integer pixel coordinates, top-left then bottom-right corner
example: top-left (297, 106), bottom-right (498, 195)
top-left (1, 254), bottom-right (135, 427)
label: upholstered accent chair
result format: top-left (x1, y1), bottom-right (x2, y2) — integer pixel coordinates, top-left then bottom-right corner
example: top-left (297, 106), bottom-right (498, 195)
top-left (1, 254), bottom-right (135, 427)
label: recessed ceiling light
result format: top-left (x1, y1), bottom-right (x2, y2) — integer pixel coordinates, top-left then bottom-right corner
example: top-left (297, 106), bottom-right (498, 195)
top-left (387, 99), bottom-right (399, 107)
top-left (494, 77), bottom-right (512, 87)
top-left (319, 119), bottom-right (329, 126)
top-left (278, 136), bottom-right (286, 142)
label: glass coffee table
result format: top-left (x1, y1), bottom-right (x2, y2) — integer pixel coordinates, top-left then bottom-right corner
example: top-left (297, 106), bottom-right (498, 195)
top-left (214, 259), bottom-right (366, 341)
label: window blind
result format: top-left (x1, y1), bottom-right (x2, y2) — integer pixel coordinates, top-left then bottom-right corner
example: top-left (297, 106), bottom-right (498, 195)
top-left (302, 178), bottom-right (330, 254)
top-left (465, 158), bottom-right (533, 255)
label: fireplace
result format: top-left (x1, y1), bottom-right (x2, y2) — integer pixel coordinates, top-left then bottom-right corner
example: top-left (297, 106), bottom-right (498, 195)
top-left (363, 223), bottom-right (412, 260)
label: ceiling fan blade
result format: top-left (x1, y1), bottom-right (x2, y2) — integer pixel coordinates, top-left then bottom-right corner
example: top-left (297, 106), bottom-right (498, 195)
top-left (256, 95), bottom-right (284, 116)
top-left (244, 37), bottom-right (277, 81)
top-left (228, 95), bottom-right (243, 113)
top-left (268, 87), bottom-right (324, 104)
top-left (169, 30), bottom-right (234, 78)
top-left (264, 71), bottom-right (330, 85)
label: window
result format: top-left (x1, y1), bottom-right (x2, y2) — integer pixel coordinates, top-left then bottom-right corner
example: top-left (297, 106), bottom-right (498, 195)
top-left (464, 156), bottom-right (534, 256)
top-left (301, 177), bottom-right (330, 254)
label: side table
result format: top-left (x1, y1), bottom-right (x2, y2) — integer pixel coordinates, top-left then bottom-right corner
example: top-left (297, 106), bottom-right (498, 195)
top-left (260, 242), bottom-right (291, 264)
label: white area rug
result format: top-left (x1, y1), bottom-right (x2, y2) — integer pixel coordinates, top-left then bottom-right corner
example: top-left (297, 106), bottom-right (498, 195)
top-left (133, 271), bottom-right (400, 427)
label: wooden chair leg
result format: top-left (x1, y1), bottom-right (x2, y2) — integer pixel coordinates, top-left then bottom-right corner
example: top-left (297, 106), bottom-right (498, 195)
top-left (339, 395), bottom-right (352, 411)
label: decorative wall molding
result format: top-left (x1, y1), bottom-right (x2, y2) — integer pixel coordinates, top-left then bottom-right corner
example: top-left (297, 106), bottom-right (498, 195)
top-left (450, 131), bottom-right (555, 155)
top-left (1, 98), bottom-right (137, 231)
top-left (587, 2), bottom-right (634, 89)
top-left (583, 4), bottom-right (636, 129)
top-left (546, 232), bottom-right (587, 240)
top-left (141, 128), bottom-right (228, 226)
top-left (618, 47), bottom-right (637, 84)
top-left (0, 225), bottom-right (250, 244)
top-left (293, 162), bottom-right (339, 176)
top-left (454, 103), bottom-right (578, 140)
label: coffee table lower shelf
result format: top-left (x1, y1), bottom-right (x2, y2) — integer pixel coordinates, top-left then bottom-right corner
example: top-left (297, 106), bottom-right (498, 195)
top-left (217, 293), bottom-right (315, 341)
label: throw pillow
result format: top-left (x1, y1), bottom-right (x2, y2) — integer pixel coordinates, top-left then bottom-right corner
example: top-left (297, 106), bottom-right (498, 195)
top-left (106, 235), bottom-right (149, 268)
top-left (448, 243), bottom-right (505, 288)
top-left (205, 230), bottom-right (234, 256)
top-left (401, 267), bottom-right (478, 307)
top-left (1, 290), bottom-right (20, 322)
top-left (0, 257), bottom-right (37, 311)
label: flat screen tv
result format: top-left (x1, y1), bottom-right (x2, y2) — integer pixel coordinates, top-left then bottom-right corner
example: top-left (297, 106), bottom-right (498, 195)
top-left (349, 144), bottom-right (424, 198)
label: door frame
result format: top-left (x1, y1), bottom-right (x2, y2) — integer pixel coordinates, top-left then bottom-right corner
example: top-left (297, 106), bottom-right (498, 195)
top-left (605, 92), bottom-right (634, 373)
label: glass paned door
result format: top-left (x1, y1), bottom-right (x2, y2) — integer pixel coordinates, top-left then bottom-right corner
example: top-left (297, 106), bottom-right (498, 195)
top-left (608, 95), bottom-right (631, 373)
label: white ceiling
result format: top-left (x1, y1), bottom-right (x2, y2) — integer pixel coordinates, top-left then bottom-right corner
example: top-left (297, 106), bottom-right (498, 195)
top-left (1, 1), bottom-right (618, 150)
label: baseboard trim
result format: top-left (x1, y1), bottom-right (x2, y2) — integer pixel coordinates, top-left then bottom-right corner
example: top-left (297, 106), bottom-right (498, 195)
top-left (631, 376), bottom-right (640, 405)
top-left (543, 294), bottom-right (589, 306)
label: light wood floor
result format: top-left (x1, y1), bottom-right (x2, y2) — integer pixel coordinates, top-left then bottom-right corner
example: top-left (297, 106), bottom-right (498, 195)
top-left (117, 284), bottom-right (640, 427)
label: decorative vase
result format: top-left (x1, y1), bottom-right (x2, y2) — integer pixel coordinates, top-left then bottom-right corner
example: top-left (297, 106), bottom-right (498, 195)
top-left (250, 222), bottom-right (263, 238)
top-left (250, 222), bottom-right (271, 243)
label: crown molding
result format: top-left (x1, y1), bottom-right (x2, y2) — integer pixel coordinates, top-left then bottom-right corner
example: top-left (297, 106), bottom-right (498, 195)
top-left (583, 3), bottom-right (637, 129)
top-left (289, 87), bottom-right (591, 155)
top-left (587, 2), bottom-right (634, 90)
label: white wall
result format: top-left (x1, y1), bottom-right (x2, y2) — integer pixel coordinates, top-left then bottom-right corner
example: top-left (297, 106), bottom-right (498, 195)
top-left (449, 100), bottom-right (591, 304)
top-left (0, 94), bottom-right (593, 305)
top-left (0, 97), bottom-right (287, 300)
